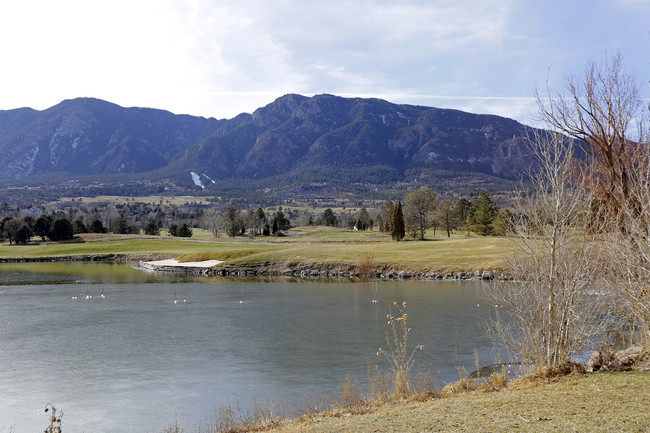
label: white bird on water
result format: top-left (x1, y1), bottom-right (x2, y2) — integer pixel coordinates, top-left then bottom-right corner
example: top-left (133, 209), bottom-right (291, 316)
top-left (85, 291), bottom-right (91, 300)
top-left (174, 291), bottom-right (186, 304)
top-left (371, 281), bottom-right (378, 303)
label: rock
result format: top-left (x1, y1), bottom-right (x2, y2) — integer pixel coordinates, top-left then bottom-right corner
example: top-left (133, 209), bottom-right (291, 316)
top-left (482, 270), bottom-right (495, 280)
top-left (605, 359), bottom-right (623, 371)
top-left (614, 346), bottom-right (644, 367)
top-left (586, 350), bottom-right (603, 372)
top-left (398, 271), bottom-right (411, 279)
top-left (473, 270), bottom-right (483, 278)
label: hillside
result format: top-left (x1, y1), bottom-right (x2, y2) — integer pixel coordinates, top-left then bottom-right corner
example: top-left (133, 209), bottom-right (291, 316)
top-left (0, 95), bottom-right (539, 201)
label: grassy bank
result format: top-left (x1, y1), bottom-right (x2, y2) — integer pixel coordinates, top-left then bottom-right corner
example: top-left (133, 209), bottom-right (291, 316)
top-left (262, 372), bottom-right (649, 433)
top-left (0, 228), bottom-right (513, 273)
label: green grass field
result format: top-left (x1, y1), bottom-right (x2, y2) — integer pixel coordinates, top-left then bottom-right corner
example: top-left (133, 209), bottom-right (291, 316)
top-left (0, 227), bottom-right (514, 272)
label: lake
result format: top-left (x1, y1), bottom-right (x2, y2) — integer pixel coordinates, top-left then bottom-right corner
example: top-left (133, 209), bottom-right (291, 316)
top-left (0, 263), bottom-right (495, 433)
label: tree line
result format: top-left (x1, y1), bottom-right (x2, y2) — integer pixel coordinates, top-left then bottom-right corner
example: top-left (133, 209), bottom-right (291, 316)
top-left (0, 188), bottom-right (511, 244)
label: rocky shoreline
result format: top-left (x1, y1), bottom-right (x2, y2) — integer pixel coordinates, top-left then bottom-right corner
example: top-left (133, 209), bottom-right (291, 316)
top-left (0, 254), bottom-right (507, 281)
top-left (140, 259), bottom-right (507, 281)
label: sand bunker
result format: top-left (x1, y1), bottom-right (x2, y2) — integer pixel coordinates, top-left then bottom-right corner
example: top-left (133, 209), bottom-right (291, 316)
top-left (142, 259), bottom-right (223, 268)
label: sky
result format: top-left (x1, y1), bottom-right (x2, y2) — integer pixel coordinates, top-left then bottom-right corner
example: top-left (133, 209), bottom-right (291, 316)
top-left (0, 0), bottom-right (648, 126)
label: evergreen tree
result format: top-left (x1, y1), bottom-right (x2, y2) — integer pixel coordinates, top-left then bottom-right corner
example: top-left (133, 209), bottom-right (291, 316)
top-left (88, 219), bottom-right (106, 234)
top-left (391, 201), bottom-right (405, 241)
top-left (73, 218), bottom-right (87, 234)
top-left (15, 224), bottom-right (33, 244)
top-left (272, 211), bottom-right (290, 231)
top-left (176, 223), bottom-right (193, 238)
top-left (454, 198), bottom-right (472, 229)
top-left (470, 191), bottom-right (498, 236)
top-left (224, 206), bottom-right (243, 238)
top-left (168, 224), bottom-right (178, 237)
top-left (355, 207), bottom-right (373, 230)
top-left (493, 208), bottom-right (515, 236)
top-left (112, 213), bottom-right (129, 234)
top-left (144, 220), bottom-right (160, 235)
top-left (320, 208), bottom-right (338, 226)
top-left (34, 215), bottom-right (52, 241)
top-left (48, 218), bottom-right (74, 241)
top-left (128, 224), bottom-right (140, 235)
top-left (22, 215), bottom-right (35, 229)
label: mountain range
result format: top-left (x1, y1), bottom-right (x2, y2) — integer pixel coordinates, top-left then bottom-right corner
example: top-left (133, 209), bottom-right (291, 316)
top-left (0, 94), bottom-right (537, 199)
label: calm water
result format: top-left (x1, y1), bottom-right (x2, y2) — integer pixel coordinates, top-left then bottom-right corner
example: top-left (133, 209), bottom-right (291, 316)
top-left (0, 263), bottom-right (494, 433)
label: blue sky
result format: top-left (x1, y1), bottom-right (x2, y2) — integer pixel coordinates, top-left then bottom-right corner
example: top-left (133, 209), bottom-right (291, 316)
top-left (0, 0), bottom-right (648, 125)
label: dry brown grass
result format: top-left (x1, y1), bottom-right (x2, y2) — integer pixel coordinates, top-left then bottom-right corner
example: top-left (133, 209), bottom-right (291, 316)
top-left (43, 404), bottom-right (62, 433)
top-left (261, 372), bottom-right (650, 433)
top-left (355, 253), bottom-right (374, 275)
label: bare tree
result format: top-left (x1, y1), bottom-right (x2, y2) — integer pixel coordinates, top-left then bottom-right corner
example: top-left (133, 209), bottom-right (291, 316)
top-left (436, 197), bottom-right (458, 237)
top-left (602, 144), bottom-right (650, 345)
top-left (404, 188), bottom-right (437, 240)
top-left (486, 130), bottom-right (610, 371)
top-left (202, 208), bottom-right (226, 239)
top-left (536, 52), bottom-right (646, 223)
top-left (537, 52), bottom-right (650, 347)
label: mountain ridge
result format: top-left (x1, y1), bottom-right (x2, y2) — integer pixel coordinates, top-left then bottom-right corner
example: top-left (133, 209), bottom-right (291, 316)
top-left (0, 94), bottom-right (537, 197)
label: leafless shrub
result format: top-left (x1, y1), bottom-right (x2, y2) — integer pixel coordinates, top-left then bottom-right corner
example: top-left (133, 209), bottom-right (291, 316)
top-left (410, 371), bottom-right (441, 399)
top-left (486, 130), bottom-right (613, 372)
top-left (196, 406), bottom-right (237, 433)
top-left (536, 52), bottom-right (650, 349)
top-left (367, 364), bottom-right (391, 404)
top-left (195, 400), bottom-right (284, 433)
top-left (338, 377), bottom-right (366, 411)
top-left (601, 154), bottom-right (650, 346)
top-left (296, 395), bottom-right (331, 418)
top-left (355, 253), bottom-right (374, 276)
top-left (161, 419), bottom-right (184, 433)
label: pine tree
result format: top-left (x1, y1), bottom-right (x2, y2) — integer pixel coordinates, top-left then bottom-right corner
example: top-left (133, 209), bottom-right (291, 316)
top-left (144, 220), bottom-right (160, 235)
top-left (391, 201), bottom-right (405, 241)
top-left (471, 191), bottom-right (498, 236)
top-left (112, 213), bottom-right (129, 234)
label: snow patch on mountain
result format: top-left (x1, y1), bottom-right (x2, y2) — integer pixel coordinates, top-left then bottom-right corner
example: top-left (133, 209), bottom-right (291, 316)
top-left (202, 173), bottom-right (216, 184)
top-left (190, 172), bottom-right (204, 189)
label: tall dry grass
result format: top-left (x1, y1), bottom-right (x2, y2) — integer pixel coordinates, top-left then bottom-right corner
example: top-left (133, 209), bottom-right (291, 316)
top-left (355, 253), bottom-right (375, 276)
top-left (376, 301), bottom-right (424, 399)
top-left (43, 404), bottom-right (62, 433)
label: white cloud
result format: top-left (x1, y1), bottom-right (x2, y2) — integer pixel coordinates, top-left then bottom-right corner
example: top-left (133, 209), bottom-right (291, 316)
top-left (0, 0), bottom-right (646, 125)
